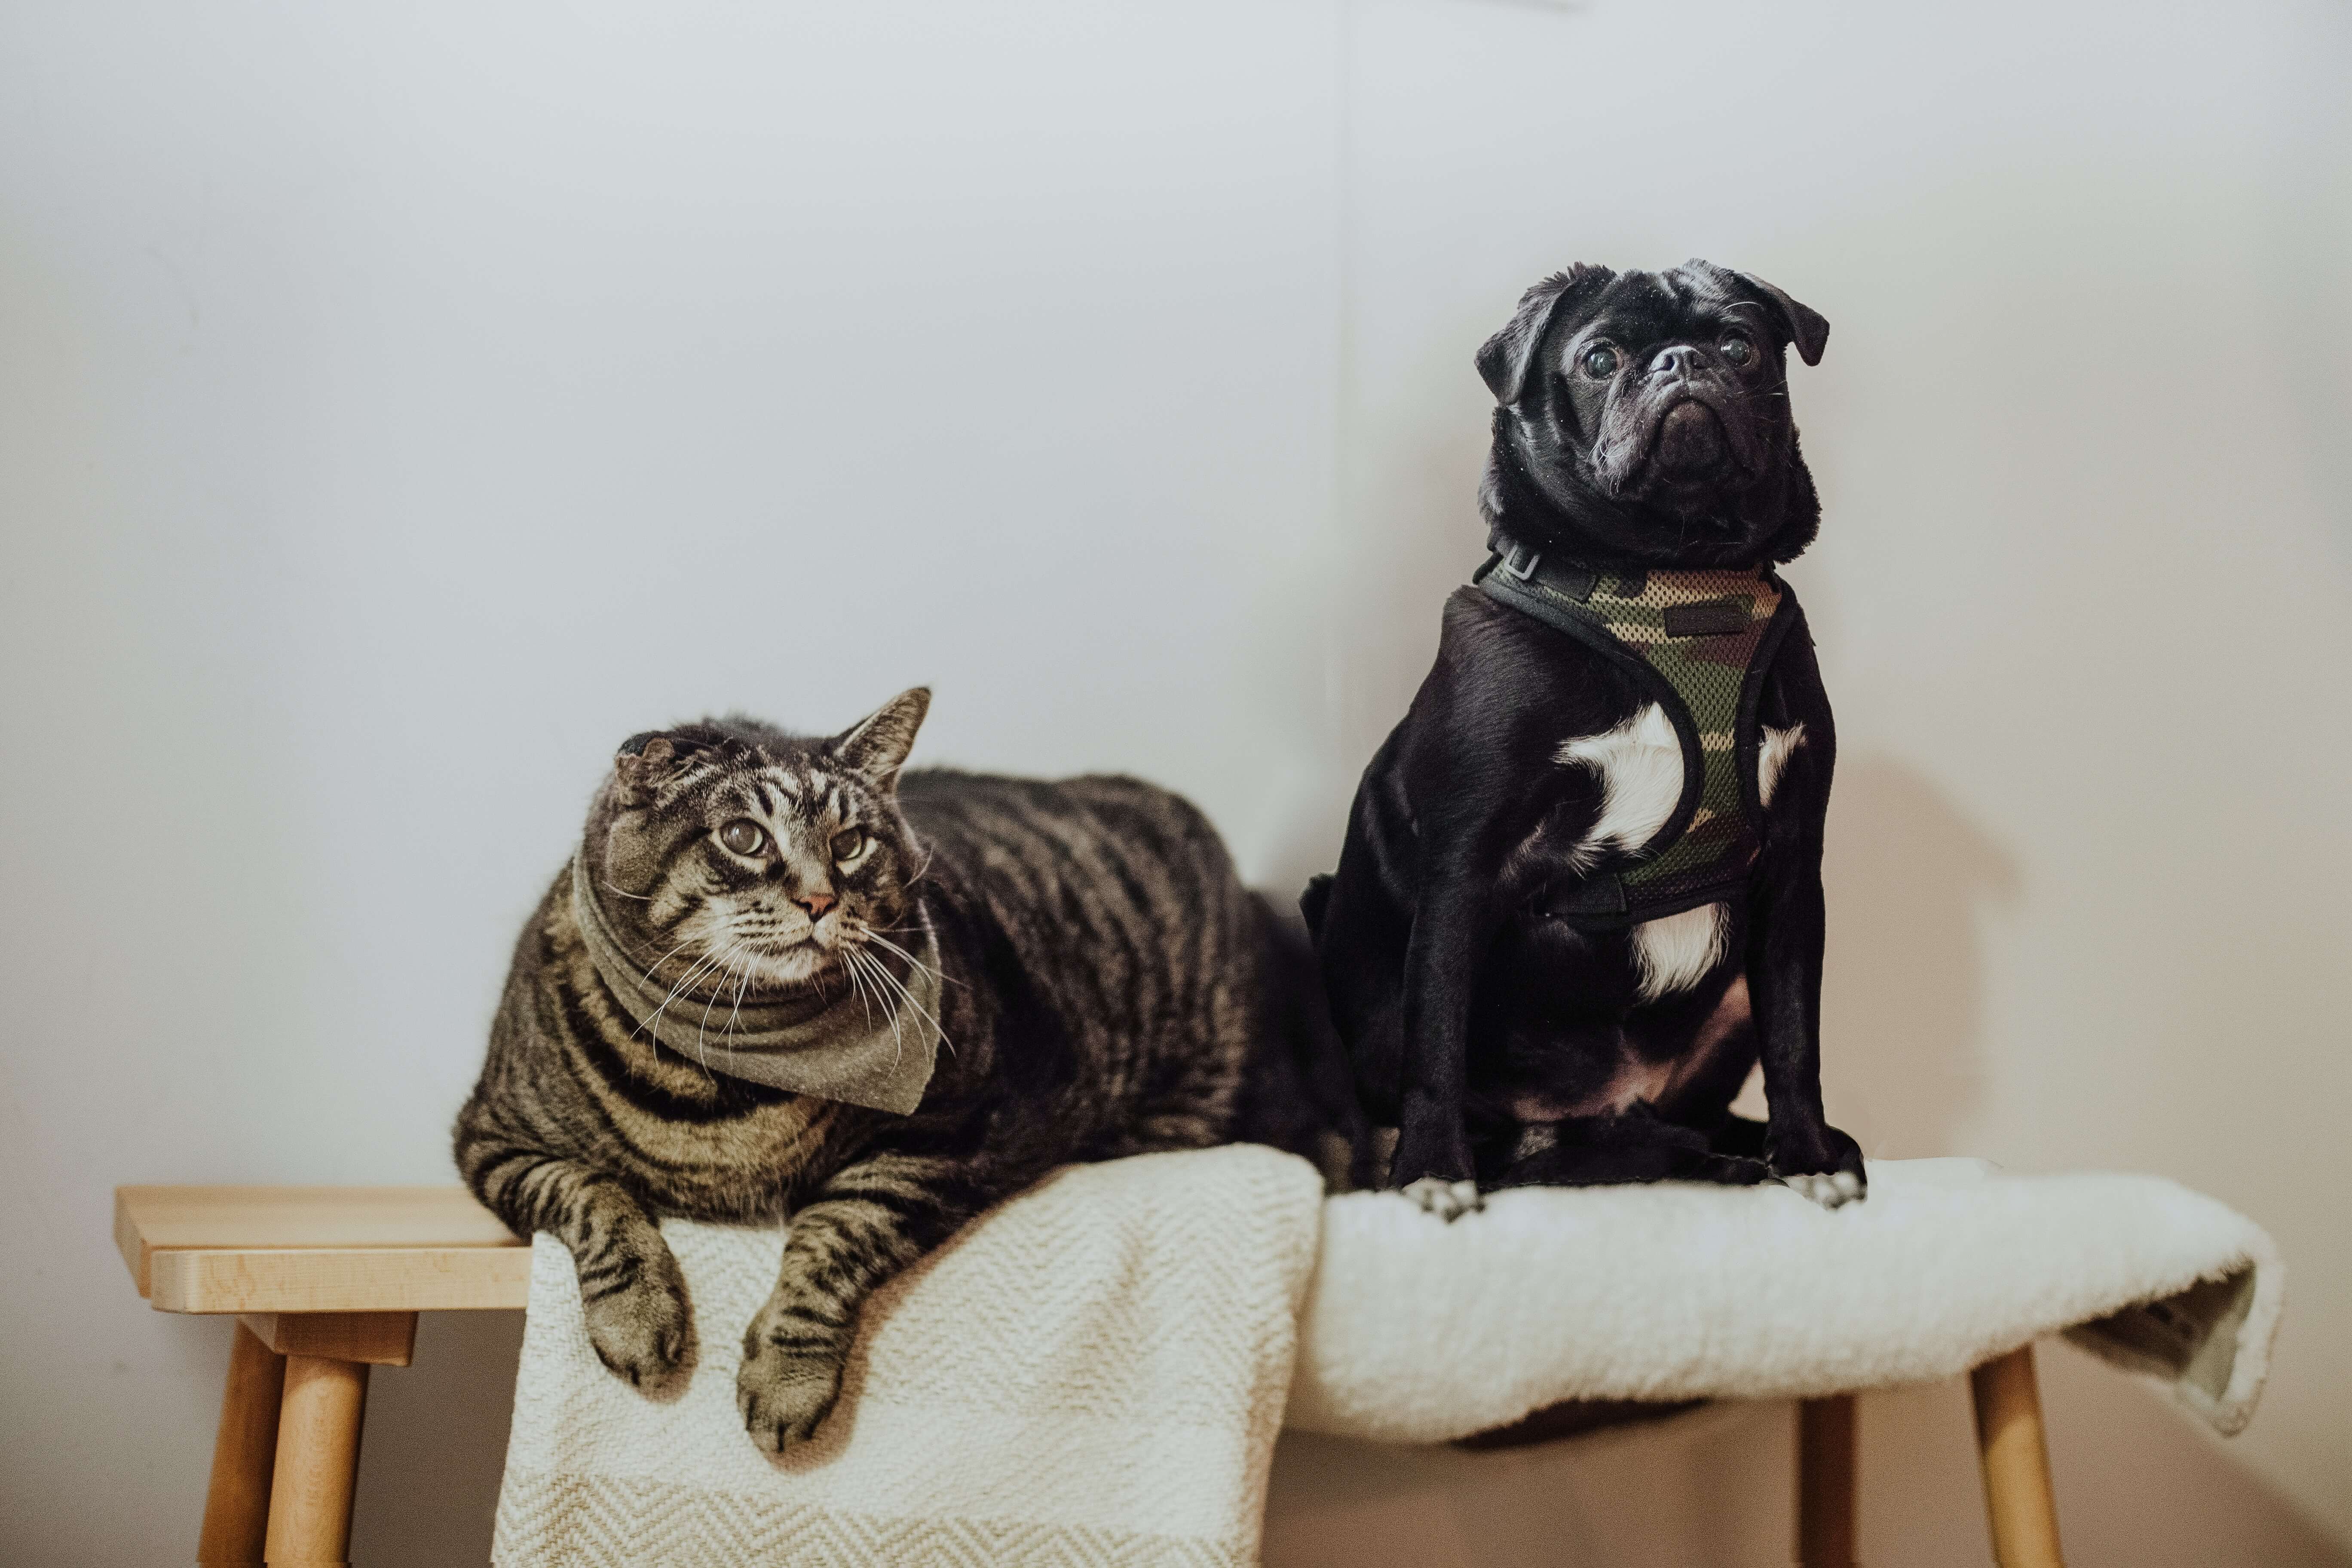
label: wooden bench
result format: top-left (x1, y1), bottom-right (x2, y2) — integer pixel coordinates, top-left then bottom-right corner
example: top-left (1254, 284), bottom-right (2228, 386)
top-left (119, 1185), bottom-right (2066, 1567)
top-left (116, 1186), bottom-right (530, 1567)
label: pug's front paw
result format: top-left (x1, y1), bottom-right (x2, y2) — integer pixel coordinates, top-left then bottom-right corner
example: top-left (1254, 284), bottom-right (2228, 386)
top-left (1780, 1169), bottom-right (1865, 1209)
top-left (1399, 1175), bottom-right (1483, 1221)
top-left (1769, 1122), bottom-right (1866, 1210)
top-left (736, 1338), bottom-right (845, 1453)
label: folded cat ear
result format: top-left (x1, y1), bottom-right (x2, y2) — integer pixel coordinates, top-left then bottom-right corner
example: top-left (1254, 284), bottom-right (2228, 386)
top-left (833, 687), bottom-right (931, 788)
top-left (612, 731), bottom-right (687, 801)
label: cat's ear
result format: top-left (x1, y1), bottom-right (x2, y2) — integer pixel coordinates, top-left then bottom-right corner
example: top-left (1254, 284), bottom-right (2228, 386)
top-left (612, 731), bottom-right (689, 803)
top-left (833, 688), bottom-right (930, 789)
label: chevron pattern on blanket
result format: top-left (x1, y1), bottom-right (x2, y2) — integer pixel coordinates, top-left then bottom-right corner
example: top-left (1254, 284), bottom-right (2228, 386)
top-left (493, 1475), bottom-right (1252, 1568)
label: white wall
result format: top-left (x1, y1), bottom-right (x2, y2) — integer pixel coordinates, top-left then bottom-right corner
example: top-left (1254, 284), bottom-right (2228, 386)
top-left (1, 2), bottom-right (2344, 1563)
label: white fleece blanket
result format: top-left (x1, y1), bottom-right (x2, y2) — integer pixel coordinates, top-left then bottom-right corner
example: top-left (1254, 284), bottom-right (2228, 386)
top-left (493, 1146), bottom-right (1325, 1568)
top-left (1288, 1157), bottom-right (2283, 1443)
top-left (496, 1153), bottom-right (2279, 1566)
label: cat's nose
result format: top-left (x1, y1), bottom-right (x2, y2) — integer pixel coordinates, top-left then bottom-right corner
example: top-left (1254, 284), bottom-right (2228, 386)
top-left (796, 892), bottom-right (835, 920)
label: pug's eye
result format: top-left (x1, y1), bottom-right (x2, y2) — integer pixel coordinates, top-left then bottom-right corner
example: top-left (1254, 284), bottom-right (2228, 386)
top-left (1720, 333), bottom-right (1755, 366)
top-left (1580, 345), bottom-right (1620, 380)
top-left (831, 828), bottom-right (869, 864)
top-left (717, 819), bottom-right (766, 856)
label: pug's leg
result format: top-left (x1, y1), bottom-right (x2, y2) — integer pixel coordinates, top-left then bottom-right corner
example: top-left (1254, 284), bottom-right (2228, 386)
top-left (1390, 871), bottom-right (1496, 1204)
top-left (1748, 640), bottom-right (1867, 1210)
top-left (1749, 858), bottom-right (1865, 1209)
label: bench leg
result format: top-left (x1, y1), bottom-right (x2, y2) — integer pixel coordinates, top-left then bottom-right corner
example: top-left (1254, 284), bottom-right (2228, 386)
top-left (1970, 1343), bottom-right (2065, 1568)
top-left (263, 1355), bottom-right (371, 1568)
top-left (1795, 1393), bottom-right (1858, 1568)
top-left (197, 1320), bottom-right (286, 1567)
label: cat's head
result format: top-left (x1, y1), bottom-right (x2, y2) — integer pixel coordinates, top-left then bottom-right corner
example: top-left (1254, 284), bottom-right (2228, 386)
top-left (582, 688), bottom-right (931, 995)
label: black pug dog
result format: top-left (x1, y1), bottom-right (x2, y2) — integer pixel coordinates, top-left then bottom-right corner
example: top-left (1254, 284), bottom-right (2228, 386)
top-left (1304, 259), bottom-right (1865, 1220)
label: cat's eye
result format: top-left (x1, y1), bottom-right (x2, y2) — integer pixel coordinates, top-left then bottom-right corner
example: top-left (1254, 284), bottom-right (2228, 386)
top-left (717, 819), bottom-right (766, 856)
top-left (1720, 333), bottom-right (1755, 366)
top-left (831, 828), bottom-right (868, 863)
top-left (1580, 345), bottom-right (1620, 380)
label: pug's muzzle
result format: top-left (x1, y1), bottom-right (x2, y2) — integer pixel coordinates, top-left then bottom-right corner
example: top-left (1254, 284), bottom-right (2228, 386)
top-left (1594, 349), bottom-right (1771, 501)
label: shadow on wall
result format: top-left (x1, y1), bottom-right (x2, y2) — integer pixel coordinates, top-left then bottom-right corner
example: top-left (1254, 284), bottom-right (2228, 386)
top-left (1819, 755), bottom-right (2018, 1159)
top-left (1261, 1343), bottom-right (2351, 1568)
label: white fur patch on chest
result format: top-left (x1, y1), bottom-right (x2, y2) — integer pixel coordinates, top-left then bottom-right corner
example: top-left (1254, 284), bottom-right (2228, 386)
top-left (1758, 721), bottom-right (1807, 809)
top-left (1555, 709), bottom-right (1807, 1001)
top-left (1631, 902), bottom-right (1731, 1001)
top-left (1555, 704), bottom-right (1683, 870)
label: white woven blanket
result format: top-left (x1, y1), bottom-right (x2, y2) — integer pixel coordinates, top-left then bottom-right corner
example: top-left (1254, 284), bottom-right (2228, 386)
top-left (496, 1153), bottom-right (2280, 1566)
top-left (493, 1145), bottom-right (1325, 1568)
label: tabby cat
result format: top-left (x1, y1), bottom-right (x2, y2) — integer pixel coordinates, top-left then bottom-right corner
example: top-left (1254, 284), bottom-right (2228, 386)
top-left (454, 688), bottom-right (1348, 1451)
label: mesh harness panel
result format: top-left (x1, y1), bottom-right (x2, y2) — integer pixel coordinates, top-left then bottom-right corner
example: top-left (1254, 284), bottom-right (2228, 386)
top-left (1474, 531), bottom-right (1803, 928)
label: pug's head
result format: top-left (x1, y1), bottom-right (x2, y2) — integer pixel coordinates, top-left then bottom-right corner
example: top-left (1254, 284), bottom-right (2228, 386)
top-left (1476, 259), bottom-right (1828, 569)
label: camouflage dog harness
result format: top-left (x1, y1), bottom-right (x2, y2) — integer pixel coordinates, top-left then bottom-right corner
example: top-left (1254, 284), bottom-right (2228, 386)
top-left (1474, 529), bottom-right (1805, 928)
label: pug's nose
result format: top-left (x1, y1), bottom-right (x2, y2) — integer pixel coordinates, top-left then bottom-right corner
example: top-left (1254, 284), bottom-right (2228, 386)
top-left (1650, 344), bottom-right (1702, 378)
top-left (796, 891), bottom-right (835, 920)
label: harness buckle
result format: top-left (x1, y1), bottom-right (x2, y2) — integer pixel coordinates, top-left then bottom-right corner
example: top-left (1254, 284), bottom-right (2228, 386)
top-left (1501, 542), bottom-right (1543, 582)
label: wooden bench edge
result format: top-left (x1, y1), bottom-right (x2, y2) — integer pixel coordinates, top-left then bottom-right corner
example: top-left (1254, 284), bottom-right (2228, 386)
top-left (150, 1246), bottom-right (535, 1315)
top-left (113, 1184), bottom-right (524, 1303)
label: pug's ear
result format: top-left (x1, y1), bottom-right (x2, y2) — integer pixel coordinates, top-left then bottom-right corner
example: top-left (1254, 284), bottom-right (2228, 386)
top-left (833, 687), bottom-right (931, 790)
top-left (1745, 273), bottom-right (1829, 367)
top-left (1686, 259), bottom-right (1829, 367)
top-left (1477, 263), bottom-right (1616, 407)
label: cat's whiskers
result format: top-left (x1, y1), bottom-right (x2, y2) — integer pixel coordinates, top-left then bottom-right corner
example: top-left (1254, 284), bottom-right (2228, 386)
top-left (639, 949), bottom-right (721, 1036)
top-left (698, 939), bottom-right (756, 1062)
top-left (698, 938), bottom-right (766, 1064)
top-left (633, 935), bottom-right (701, 989)
top-left (857, 942), bottom-right (953, 1059)
top-left (846, 948), bottom-right (906, 1065)
top-left (859, 929), bottom-right (953, 989)
top-left (717, 942), bottom-right (759, 1046)
top-left (640, 946), bottom-right (734, 1047)
top-left (873, 949), bottom-right (910, 1064)
top-left (842, 943), bottom-right (879, 1029)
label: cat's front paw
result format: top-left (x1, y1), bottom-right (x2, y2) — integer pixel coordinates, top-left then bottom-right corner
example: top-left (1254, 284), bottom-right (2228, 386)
top-left (580, 1246), bottom-right (693, 1392)
top-left (736, 1338), bottom-right (845, 1454)
top-left (1768, 1122), bottom-right (1867, 1210)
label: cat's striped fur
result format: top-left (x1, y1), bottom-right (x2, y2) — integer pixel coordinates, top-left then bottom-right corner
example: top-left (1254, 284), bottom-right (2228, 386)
top-left (453, 689), bottom-right (1347, 1451)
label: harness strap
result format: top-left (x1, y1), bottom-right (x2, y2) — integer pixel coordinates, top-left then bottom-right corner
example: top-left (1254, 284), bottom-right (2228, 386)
top-left (1473, 528), bottom-right (1801, 928)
